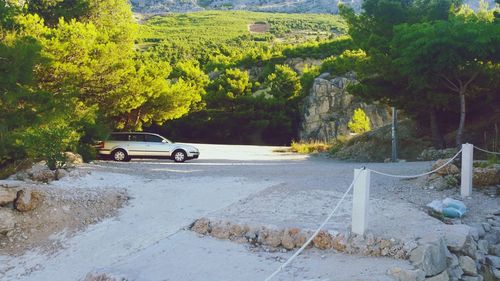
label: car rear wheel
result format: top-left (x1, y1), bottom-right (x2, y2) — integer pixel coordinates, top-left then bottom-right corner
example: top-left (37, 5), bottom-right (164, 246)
top-left (172, 150), bottom-right (187, 163)
top-left (112, 149), bottom-right (128, 162)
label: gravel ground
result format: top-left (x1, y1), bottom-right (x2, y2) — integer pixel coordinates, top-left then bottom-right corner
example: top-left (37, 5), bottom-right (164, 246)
top-left (0, 143), bottom-right (498, 281)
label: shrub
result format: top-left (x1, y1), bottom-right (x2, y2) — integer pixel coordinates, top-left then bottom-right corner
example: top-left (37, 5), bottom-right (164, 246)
top-left (348, 108), bottom-right (371, 134)
top-left (291, 140), bottom-right (332, 154)
top-left (22, 124), bottom-right (80, 170)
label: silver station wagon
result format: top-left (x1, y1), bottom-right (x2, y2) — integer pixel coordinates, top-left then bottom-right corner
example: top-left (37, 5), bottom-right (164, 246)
top-left (97, 132), bottom-right (199, 162)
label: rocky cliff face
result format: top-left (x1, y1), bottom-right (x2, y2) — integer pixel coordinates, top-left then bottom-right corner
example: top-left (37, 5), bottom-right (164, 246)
top-left (300, 72), bottom-right (390, 142)
top-left (131, 0), bottom-right (495, 14)
top-left (130, 0), bottom-right (360, 13)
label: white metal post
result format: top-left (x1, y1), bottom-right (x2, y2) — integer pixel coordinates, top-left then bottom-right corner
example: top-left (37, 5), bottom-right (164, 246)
top-left (460, 143), bottom-right (473, 198)
top-left (352, 169), bottom-right (371, 236)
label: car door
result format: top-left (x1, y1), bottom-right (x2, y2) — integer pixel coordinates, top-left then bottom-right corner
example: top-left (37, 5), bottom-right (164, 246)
top-left (144, 134), bottom-right (171, 157)
top-left (127, 133), bottom-right (146, 156)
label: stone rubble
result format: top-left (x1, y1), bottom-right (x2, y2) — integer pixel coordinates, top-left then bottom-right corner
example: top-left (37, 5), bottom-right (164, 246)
top-left (12, 152), bottom-right (85, 183)
top-left (191, 211), bottom-right (500, 281)
top-left (190, 218), bottom-right (410, 259)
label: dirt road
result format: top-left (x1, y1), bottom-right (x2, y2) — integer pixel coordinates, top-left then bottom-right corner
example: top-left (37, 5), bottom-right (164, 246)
top-left (2, 143), bottom-right (485, 281)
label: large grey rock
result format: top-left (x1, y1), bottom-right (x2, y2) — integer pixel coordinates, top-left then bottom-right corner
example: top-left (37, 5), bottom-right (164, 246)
top-left (410, 236), bottom-right (449, 277)
top-left (424, 270), bottom-right (449, 281)
top-left (482, 223), bottom-right (492, 233)
top-left (299, 73), bottom-right (390, 142)
top-left (477, 240), bottom-right (489, 254)
top-left (493, 268), bottom-right (500, 280)
top-left (443, 225), bottom-right (477, 259)
top-left (470, 224), bottom-right (486, 239)
top-left (485, 255), bottom-right (500, 269)
top-left (489, 243), bottom-right (500, 256)
top-left (447, 266), bottom-right (463, 281)
top-left (388, 267), bottom-right (425, 281)
top-left (0, 208), bottom-right (16, 234)
top-left (446, 252), bottom-right (463, 281)
top-left (459, 255), bottom-right (478, 276)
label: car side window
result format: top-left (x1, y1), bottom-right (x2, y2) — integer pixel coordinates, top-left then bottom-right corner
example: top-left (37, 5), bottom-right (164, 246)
top-left (110, 134), bottom-right (128, 141)
top-left (129, 134), bottom-right (145, 142)
top-left (145, 135), bottom-right (164, 143)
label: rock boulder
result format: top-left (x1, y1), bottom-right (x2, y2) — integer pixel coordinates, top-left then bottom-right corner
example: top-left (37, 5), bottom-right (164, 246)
top-left (459, 255), bottom-right (478, 276)
top-left (410, 236), bottom-right (448, 277)
top-left (299, 72), bottom-right (390, 142)
top-left (312, 230), bottom-right (333, 250)
top-left (473, 166), bottom-right (500, 187)
top-left (431, 159), bottom-right (459, 176)
top-left (14, 190), bottom-right (43, 212)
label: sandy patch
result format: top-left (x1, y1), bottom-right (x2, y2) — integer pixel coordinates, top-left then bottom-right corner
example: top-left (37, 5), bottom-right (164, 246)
top-left (248, 22), bottom-right (270, 33)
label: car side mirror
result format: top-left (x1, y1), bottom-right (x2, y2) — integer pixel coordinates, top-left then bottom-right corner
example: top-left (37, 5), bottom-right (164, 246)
top-left (162, 139), bottom-right (167, 143)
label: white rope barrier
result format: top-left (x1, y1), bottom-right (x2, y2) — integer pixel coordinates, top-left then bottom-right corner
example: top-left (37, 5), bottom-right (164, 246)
top-left (474, 146), bottom-right (500, 155)
top-left (369, 148), bottom-right (463, 179)
top-left (263, 169), bottom-right (364, 281)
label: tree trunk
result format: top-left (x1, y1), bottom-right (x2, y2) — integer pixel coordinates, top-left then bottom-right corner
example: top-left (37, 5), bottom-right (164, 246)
top-left (430, 109), bottom-right (445, 149)
top-left (456, 91), bottom-right (466, 146)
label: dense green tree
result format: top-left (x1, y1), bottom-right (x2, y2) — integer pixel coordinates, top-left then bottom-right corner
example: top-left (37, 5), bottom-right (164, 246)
top-left (392, 14), bottom-right (500, 145)
top-left (26, 0), bottom-right (90, 26)
top-left (339, 0), bottom-right (500, 147)
top-left (266, 64), bottom-right (302, 100)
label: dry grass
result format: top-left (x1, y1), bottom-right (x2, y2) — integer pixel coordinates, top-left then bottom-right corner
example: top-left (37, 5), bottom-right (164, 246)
top-left (290, 140), bottom-right (332, 154)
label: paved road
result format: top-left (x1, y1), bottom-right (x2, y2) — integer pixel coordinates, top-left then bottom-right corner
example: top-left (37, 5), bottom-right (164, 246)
top-left (1, 144), bottom-right (435, 281)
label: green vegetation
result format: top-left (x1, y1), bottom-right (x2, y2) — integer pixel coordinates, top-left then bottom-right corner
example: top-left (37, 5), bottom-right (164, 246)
top-left (330, 121), bottom-right (432, 162)
top-left (1, 0), bottom-right (499, 168)
top-left (140, 10), bottom-right (346, 44)
top-left (0, 0), bottom-right (207, 169)
top-left (348, 108), bottom-right (371, 134)
top-left (290, 141), bottom-right (332, 154)
top-left (336, 0), bottom-right (500, 149)
top-left (140, 10), bottom-right (351, 145)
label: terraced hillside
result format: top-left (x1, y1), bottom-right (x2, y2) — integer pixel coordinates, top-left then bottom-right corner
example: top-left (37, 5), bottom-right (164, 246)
top-left (139, 10), bottom-right (346, 46)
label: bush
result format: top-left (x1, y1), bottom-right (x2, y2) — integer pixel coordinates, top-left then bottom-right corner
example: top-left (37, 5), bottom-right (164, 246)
top-left (76, 143), bottom-right (97, 163)
top-left (291, 140), bottom-right (332, 154)
top-left (348, 108), bottom-right (371, 134)
top-left (22, 124), bottom-right (80, 170)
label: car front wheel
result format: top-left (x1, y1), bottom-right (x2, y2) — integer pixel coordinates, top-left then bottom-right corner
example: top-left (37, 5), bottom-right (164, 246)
top-left (172, 150), bottom-right (187, 163)
top-left (112, 149), bottom-right (128, 162)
